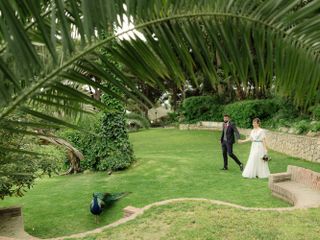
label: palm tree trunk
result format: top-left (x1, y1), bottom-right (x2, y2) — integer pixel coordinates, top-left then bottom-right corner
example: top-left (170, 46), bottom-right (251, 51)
top-left (38, 132), bottom-right (84, 174)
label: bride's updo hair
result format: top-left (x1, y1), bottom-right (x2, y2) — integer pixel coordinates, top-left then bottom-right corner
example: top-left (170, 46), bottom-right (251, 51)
top-left (253, 118), bottom-right (261, 125)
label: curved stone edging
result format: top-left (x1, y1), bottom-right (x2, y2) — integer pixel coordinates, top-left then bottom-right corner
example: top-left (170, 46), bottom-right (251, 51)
top-left (45, 198), bottom-right (301, 240)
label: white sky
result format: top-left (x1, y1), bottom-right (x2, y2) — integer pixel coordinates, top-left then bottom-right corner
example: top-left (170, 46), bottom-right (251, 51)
top-left (114, 4), bottom-right (147, 42)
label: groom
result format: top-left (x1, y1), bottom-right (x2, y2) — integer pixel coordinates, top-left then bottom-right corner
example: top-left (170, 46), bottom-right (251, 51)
top-left (220, 114), bottom-right (244, 171)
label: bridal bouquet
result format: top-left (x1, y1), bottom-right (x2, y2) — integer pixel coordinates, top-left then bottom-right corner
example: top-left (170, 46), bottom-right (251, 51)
top-left (262, 154), bottom-right (271, 162)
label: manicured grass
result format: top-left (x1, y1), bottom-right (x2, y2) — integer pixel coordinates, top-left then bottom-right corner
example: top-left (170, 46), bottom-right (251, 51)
top-left (75, 201), bottom-right (320, 240)
top-left (1, 129), bottom-right (320, 238)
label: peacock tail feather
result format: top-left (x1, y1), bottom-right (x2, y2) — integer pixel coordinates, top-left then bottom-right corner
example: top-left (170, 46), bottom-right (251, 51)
top-left (93, 192), bottom-right (131, 206)
top-left (105, 192), bottom-right (131, 201)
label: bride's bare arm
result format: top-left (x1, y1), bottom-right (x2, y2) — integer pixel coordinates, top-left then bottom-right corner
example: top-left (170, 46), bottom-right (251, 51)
top-left (262, 139), bottom-right (268, 153)
top-left (238, 137), bottom-right (251, 143)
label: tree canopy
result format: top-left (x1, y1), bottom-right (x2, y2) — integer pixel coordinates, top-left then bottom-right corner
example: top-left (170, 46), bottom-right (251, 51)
top-left (0, 0), bottom-right (319, 159)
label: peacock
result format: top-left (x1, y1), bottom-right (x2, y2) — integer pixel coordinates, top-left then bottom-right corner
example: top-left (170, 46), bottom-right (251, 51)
top-left (90, 192), bottom-right (130, 222)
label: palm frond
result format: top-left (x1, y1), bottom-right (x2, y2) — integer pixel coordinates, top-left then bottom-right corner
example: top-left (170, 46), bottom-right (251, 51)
top-left (0, 0), bottom-right (319, 155)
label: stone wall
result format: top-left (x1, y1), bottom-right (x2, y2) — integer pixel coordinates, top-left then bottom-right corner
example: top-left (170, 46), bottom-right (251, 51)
top-left (0, 206), bottom-right (28, 239)
top-left (179, 121), bottom-right (223, 130)
top-left (260, 130), bottom-right (320, 163)
top-left (179, 122), bottom-right (320, 163)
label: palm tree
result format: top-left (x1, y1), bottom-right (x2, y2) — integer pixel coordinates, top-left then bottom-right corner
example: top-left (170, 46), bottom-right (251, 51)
top-left (0, 0), bottom-right (320, 161)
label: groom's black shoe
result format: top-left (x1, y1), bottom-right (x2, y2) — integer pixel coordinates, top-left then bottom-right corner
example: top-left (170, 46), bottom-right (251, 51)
top-left (239, 163), bottom-right (244, 172)
top-left (220, 167), bottom-right (228, 170)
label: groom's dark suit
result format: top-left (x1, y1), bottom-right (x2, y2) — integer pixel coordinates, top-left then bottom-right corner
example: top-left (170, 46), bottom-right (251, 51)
top-left (220, 121), bottom-right (243, 170)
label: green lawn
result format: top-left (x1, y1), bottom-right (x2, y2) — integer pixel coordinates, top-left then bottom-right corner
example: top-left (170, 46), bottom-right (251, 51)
top-left (74, 201), bottom-right (320, 240)
top-left (1, 129), bottom-right (320, 238)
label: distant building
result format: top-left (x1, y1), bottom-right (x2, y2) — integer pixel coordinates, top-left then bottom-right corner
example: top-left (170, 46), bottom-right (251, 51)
top-left (148, 106), bottom-right (172, 122)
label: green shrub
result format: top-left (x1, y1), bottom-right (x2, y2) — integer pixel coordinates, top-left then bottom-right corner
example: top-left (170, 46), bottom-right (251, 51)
top-left (58, 91), bottom-right (134, 172)
top-left (311, 105), bottom-right (320, 120)
top-left (182, 96), bottom-right (223, 123)
top-left (0, 113), bottom-right (66, 199)
top-left (272, 99), bottom-right (299, 120)
top-left (294, 120), bottom-right (310, 134)
top-left (58, 122), bottom-right (99, 170)
top-left (166, 112), bottom-right (180, 123)
top-left (310, 122), bottom-right (320, 132)
top-left (31, 144), bottom-right (66, 174)
top-left (126, 112), bottom-right (150, 131)
top-left (0, 132), bottom-right (64, 199)
top-left (98, 91), bottom-right (134, 170)
top-left (224, 99), bottom-right (280, 128)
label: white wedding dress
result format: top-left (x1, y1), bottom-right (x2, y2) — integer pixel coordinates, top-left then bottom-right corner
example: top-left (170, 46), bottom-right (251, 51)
top-left (242, 128), bottom-right (270, 178)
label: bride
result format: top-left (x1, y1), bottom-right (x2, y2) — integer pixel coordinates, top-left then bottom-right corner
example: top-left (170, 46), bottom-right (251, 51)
top-left (238, 118), bottom-right (270, 178)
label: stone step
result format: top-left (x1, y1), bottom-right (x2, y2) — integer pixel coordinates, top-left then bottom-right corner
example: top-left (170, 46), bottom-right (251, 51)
top-left (274, 181), bottom-right (320, 208)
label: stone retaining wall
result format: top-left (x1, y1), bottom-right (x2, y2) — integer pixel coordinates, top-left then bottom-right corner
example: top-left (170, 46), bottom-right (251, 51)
top-left (179, 122), bottom-right (320, 163)
top-left (0, 206), bottom-right (30, 239)
top-left (262, 131), bottom-right (320, 163)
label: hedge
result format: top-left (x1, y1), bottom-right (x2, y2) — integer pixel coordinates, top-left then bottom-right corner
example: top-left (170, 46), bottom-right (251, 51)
top-left (223, 99), bottom-right (281, 128)
top-left (182, 96), bottom-right (223, 123)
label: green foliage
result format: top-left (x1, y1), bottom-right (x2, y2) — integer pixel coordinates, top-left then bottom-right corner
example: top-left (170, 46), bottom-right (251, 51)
top-left (164, 111), bottom-right (181, 126)
top-left (310, 105), bottom-right (320, 120)
top-left (0, 132), bottom-right (64, 199)
top-left (57, 41), bottom-right (135, 172)
top-left (98, 91), bottom-right (134, 170)
top-left (259, 99), bottom-right (300, 129)
top-left (224, 99), bottom-right (280, 128)
top-left (30, 144), bottom-right (66, 175)
top-left (176, 96), bottom-right (318, 135)
top-left (293, 120), bottom-right (310, 134)
top-left (2, 0), bottom-right (320, 172)
top-left (3, 129), bottom-right (320, 237)
top-left (57, 124), bottom-right (99, 170)
top-left (272, 100), bottom-right (299, 121)
top-left (182, 96), bottom-right (223, 123)
top-left (126, 112), bottom-right (150, 131)
top-left (58, 96), bottom-right (134, 171)
top-left (310, 122), bottom-right (320, 132)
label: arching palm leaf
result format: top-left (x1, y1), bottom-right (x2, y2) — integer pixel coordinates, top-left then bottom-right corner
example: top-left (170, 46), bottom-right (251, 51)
top-left (0, 0), bottom-right (319, 152)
